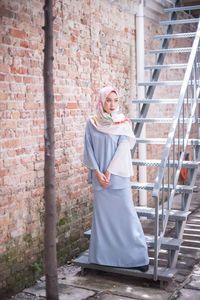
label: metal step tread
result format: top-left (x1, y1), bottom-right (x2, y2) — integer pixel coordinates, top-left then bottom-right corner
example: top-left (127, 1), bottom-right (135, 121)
top-left (135, 206), bottom-right (190, 221)
top-left (164, 5), bottom-right (200, 13)
top-left (84, 231), bottom-right (183, 250)
top-left (132, 158), bottom-right (199, 168)
top-left (130, 117), bottom-right (196, 123)
top-left (135, 137), bottom-right (200, 145)
top-left (150, 47), bottom-right (192, 54)
top-left (131, 181), bottom-right (193, 193)
top-left (145, 63), bottom-right (188, 69)
top-left (146, 235), bottom-right (183, 250)
top-left (138, 81), bottom-right (186, 86)
top-left (155, 32), bottom-right (196, 39)
top-left (72, 250), bottom-right (176, 281)
top-left (132, 98), bottom-right (200, 104)
top-left (160, 18), bottom-right (199, 25)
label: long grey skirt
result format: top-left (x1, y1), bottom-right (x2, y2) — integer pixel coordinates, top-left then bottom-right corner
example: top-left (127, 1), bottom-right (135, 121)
top-left (88, 187), bottom-right (149, 268)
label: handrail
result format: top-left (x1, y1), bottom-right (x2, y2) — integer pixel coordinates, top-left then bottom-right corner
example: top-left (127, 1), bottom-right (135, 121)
top-left (152, 19), bottom-right (200, 280)
top-left (152, 20), bottom-right (200, 197)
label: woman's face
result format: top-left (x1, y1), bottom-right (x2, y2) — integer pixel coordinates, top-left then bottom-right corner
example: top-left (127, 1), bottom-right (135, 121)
top-left (103, 92), bottom-right (119, 114)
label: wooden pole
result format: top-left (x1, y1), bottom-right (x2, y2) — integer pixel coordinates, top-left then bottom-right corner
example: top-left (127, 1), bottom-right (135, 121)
top-left (43, 0), bottom-right (59, 299)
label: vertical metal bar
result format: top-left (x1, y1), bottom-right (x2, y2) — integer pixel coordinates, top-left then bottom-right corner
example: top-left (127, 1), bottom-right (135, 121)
top-left (178, 118), bottom-right (180, 166)
top-left (182, 99), bottom-right (185, 152)
top-left (194, 58), bottom-right (197, 121)
top-left (153, 195), bottom-right (159, 281)
top-left (191, 71), bottom-right (193, 111)
top-left (155, 54), bottom-right (157, 65)
top-left (168, 156), bottom-right (170, 210)
top-left (186, 86), bottom-right (188, 119)
top-left (161, 177), bottom-right (164, 233)
top-left (181, 193), bottom-right (185, 211)
top-left (173, 137), bottom-right (175, 189)
top-left (193, 145), bottom-right (197, 161)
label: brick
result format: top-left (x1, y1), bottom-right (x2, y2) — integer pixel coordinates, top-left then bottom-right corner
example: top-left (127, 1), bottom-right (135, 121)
top-left (33, 119), bottom-right (44, 126)
top-left (11, 111), bottom-right (20, 119)
top-left (37, 170), bottom-right (44, 178)
top-left (0, 169), bottom-right (9, 177)
top-left (9, 29), bottom-right (26, 39)
top-left (0, 74), bottom-right (5, 81)
top-left (1, 120), bottom-right (17, 129)
top-left (20, 41), bottom-right (29, 48)
top-left (0, 93), bottom-right (8, 100)
top-left (66, 103), bottom-right (79, 109)
top-left (0, 64), bottom-right (9, 73)
top-left (20, 172), bottom-right (35, 183)
top-left (24, 102), bottom-right (40, 110)
top-left (0, 7), bottom-right (16, 18)
top-left (0, 215), bottom-right (9, 227)
top-left (11, 65), bottom-right (26, 74)
top-left (4, 139), bottom-right (20, 148)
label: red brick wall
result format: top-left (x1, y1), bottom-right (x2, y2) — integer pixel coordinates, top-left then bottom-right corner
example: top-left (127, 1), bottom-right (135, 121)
top-left (0, 0), bottom-right (136, 296)
top-left (0, 0), bottom-right (198, 296)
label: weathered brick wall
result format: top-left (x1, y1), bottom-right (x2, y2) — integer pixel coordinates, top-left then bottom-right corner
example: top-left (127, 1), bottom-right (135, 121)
top-left (0, 0), bottom-right (136, 297)
top-left (0, 0), bottom-right (198, 297)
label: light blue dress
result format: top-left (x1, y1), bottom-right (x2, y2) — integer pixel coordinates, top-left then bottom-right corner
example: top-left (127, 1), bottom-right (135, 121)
top-left (83, 120), bottom-right (149, 268)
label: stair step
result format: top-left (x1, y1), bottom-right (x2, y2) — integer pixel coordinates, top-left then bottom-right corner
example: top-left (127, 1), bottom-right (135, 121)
top-left (135, 138), bottom-right (200, 145)
top-left (145, 63), bottom-right (188, 69)
top-left (84, 231), bottom-right (183, 250)
top-left (185, 223), bottom-right (200, 228)
top-left (130, 118), bottom-right (198, 123)
top-left (132, 98), bottom-right (200, 104)
top-left (183, 233), bottom-right (200, 240)
top-left (131, 118), bottom-right (174, 123)
top-left (135, 206), bottom-right (190, 221)
top-left (146, 235), bottom-right (183, 250)
top-left (155, 32), bottom-right (196, 39)
top-left (184, 228), bottom-right (200, 233)
top-left (132, 159), bottom-right (199, 168)
top-left (138, 81), bottom-right (192, 86)
top-left (72, 250), bottom-right (176, 281)
top-left (180, 245), bottom-right (200, 252)
top-left (131, 182), bottom-right (193, 193)
top-left (150, 47), bottom-right (192, 54)
top-left (182, 239), bottom-right (200, 247)
top-left (164, 5), bottom-right (200, 13)
top-left (160, 18), bottom-right (199, 26)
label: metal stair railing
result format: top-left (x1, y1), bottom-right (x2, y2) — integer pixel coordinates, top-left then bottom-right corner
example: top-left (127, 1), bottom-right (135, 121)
top-left (152, 19), bottom-right (200, 281)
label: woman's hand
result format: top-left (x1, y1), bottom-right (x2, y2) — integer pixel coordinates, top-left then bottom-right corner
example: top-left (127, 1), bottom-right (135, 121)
top-left (94, 170), bottom-right (110, 188)
top-left (105, 170), bottom-right (111, 182)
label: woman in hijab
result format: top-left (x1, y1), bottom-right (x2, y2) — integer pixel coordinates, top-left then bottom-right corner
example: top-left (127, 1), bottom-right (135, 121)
top-left (83, 86), bottom-right (149, 271)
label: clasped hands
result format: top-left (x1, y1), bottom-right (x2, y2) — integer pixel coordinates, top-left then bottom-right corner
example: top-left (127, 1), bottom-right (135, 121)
top-left (94, 170), bottom-right (111, 188)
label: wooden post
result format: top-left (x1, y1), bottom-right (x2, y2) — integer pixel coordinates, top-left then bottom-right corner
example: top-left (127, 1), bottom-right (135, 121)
top-left (43, 0), bottom-right (59, 299)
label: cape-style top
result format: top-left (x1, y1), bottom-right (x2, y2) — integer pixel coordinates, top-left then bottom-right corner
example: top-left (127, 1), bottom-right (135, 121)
top-left (83, 120), bottom-right (132, 191)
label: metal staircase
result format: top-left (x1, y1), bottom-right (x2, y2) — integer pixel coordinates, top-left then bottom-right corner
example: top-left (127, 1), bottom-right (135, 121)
top-left (72, 1), bottom-right (200, 285)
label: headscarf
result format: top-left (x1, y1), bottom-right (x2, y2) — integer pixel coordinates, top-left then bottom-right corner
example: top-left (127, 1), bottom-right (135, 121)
top-left (90, 86), bottom-right (136, 149)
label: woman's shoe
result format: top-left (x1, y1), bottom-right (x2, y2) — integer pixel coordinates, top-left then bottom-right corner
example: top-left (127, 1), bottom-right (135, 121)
top-left (131, 264), bottom-right (149, 272)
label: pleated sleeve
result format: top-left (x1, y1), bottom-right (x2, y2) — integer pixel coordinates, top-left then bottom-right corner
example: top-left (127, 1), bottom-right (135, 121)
top-left (83, 121), bottom-right (99, 170)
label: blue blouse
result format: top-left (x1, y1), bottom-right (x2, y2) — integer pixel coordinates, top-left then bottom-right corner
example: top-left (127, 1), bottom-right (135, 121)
top-left (83, 120), bottom-right (131, 191)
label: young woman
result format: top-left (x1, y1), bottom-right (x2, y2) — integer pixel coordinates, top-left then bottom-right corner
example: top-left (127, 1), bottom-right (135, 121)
top-left (83, 86), bottom-right (149, 271)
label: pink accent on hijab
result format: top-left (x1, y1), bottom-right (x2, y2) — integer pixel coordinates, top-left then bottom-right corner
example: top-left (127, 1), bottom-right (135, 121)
top-left (90, 86), bottom-right (136, 149)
